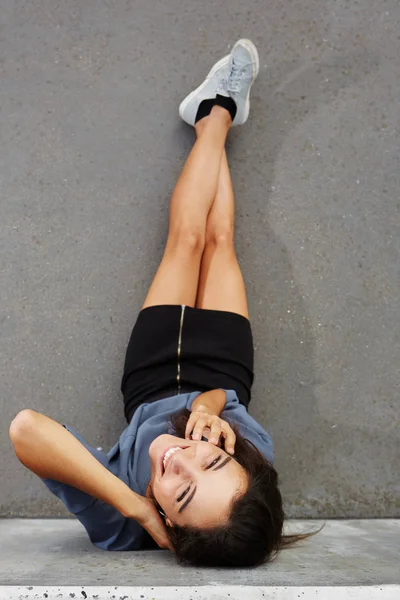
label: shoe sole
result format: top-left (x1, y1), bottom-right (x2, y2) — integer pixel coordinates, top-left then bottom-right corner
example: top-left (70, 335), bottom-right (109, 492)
top-left (179, 55), bottom-right (230, 122)
top-left (232, 38), bottom-right (260, 125)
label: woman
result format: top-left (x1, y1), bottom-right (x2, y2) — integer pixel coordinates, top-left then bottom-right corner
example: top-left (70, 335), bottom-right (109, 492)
top-left (9, 39), bottom-right (307, 567)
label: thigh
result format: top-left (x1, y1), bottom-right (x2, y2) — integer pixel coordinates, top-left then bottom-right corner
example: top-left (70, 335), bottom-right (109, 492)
top-left (196, 243), bottom-right (249, 319)
top-left (195, 151), bottom-right (249, 318)
top-left (142, 239), bottom-right (203, 309)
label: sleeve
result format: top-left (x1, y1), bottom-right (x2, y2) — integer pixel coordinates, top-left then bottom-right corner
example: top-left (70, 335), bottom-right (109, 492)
top-left (41, 424), bottom-right (144, 551)
top-left (220, 390), bottom-right (274, 464)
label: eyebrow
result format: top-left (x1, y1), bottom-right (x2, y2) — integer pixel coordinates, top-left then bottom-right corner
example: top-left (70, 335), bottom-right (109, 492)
top-left (178, 456), bottom-right (232, 514)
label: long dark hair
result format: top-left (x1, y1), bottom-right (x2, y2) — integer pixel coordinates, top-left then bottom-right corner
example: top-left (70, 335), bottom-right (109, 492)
top-left (151, 408), bottom-right (316, 567)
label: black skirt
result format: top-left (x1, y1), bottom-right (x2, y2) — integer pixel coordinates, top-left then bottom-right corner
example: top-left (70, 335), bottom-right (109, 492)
top-left (121, 304), bottom-right (254, 423)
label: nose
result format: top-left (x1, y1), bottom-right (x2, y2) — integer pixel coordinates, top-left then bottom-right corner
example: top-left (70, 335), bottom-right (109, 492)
top-left (169, 446), bottom-right (196, 474)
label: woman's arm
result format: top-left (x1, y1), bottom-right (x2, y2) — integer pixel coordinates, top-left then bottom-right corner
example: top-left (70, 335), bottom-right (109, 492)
top-left (10, 410), bottom-right (146, 520)
top-left (190, 388), bottom-right (226, 416)
top-left (9, 410), bottom-right (172, 550)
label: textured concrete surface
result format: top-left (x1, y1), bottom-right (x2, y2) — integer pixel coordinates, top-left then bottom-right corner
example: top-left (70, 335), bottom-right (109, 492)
top-left (0, 588), bottom-right (398, 600)
top-left (1, 520), bottom-right (399, 586)
top-left (1, 1), bottom-right (399, 518)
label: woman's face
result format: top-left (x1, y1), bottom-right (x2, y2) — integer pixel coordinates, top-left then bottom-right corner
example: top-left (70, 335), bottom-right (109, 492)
top-left (148, 434), bottom-right (248, 528)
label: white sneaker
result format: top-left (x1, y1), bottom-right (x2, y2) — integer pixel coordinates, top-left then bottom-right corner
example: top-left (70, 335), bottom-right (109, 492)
top-left (178, 39), bottom-right (260, 127)
top-left (226, 39), bottom-right (260, 126)
top-left (179, 55), bottom-right (230, 126)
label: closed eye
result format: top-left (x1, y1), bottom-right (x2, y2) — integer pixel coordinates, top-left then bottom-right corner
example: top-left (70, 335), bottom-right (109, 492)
top-left (177, 456), bottom-right (232, 513)
top-left (177, 486), bottom-right (190, 503)
top-left (206, 456), bottom-right (221, 469)
top-left (176, 456), bottom-right (223, 502)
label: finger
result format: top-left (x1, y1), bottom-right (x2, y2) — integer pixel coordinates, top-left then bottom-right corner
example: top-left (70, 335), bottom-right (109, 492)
top-left (157, 526), bottom-right (174, 552)
top-left (156, 535), bottom-right (173, 551)
top-left (209, 419), bottom-right (222, 445)
top-left (185, 414), bottom-right (196, 439)
top-left (148, 519), bottom-right (174, 551)
top-left (191, 416), bottom-right (208, 441)
top-left (157, 536), bottom-right (174, 552)
top-left (222, 425), bottom-right (236, 454)
top-left (154, 522), bottom-right (173, 551)
top-left (185, 412), bottom-right (203, 438)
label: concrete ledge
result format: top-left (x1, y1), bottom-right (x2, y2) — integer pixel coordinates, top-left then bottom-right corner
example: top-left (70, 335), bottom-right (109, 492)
top-left (0, 519), bottom-right (399, 591)
top-left (0, 586), bottom-right (398, 599)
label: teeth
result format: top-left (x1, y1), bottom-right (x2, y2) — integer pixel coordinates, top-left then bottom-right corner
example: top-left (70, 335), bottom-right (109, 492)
top-left (163, 447), bottom-right (183, 471)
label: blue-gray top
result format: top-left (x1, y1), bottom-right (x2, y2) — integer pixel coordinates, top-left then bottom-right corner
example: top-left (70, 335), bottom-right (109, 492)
top-left (42, 389), bottom-right (273, 551)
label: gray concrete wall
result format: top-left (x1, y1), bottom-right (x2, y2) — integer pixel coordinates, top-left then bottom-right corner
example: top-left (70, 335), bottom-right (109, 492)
top-left (1, 1), bottom-right (399, 518)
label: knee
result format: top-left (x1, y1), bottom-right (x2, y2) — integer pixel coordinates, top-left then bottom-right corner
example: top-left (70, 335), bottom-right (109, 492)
top-left (168, 225), bottom-right (206, 255)
top-left (205, 223), bottom-right (234, 250)
top-left (9, 409), bottom-right (37, 444)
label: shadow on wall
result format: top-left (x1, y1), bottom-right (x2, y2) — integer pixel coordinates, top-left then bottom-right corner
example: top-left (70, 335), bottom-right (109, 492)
top-left (220, 50), bottom-right (384, 517)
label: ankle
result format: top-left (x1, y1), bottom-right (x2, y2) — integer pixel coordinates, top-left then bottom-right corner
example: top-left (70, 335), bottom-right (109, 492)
top-left (209, 104), bottom-right (233, 125)
top-left (195, 109), bottom-right (231, 138)
top-left (195, 117), bottom-right (208, 137)
top-left (195, 105), bottom-right (232, 138)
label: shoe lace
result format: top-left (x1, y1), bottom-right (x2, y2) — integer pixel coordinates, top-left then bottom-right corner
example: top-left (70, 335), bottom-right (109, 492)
top-left (216, 76), bottom-right (228, 95)
top-left (228, 59), bottom-right (245, 93)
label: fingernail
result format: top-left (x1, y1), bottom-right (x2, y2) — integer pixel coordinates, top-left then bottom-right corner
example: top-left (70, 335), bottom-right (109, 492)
top-left (193, 433), bottom-right (200, 440)
top-left (210, 437), bottom-right (217, 444)
top-left (228, 447), bottom-right (234, 454)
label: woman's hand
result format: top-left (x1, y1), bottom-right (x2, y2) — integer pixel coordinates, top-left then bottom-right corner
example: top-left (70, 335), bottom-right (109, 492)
top-left (185, 409), bottom-right (236, 455)
top-left (135, 497), bottom-right (174, 551)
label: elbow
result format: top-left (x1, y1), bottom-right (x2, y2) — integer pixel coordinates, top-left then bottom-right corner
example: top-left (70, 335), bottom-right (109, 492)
top-left (9, 409), bottom-right (39, 448)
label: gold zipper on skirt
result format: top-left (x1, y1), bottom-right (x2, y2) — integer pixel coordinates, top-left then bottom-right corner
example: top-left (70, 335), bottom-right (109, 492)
top-left (177, 304), bottom-right (186, 394)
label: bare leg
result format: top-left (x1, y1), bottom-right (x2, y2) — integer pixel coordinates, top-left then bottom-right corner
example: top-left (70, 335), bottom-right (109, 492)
top-left (196, 148), bottom-right (249, 319)
top-left (142, 106), bottom-right (231, 309)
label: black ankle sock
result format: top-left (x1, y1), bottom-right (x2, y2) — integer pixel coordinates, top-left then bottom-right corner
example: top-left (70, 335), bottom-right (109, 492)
top-left (214, 94), bottom-right (237, 121)
top-left (195, 98), bottom-right (216, 123)
top-left (195, 94), bottom-right (237, 124)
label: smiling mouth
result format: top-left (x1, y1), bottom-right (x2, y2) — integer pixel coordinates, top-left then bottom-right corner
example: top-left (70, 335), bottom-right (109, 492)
top-left (161, 445), bottom-right (189, 476)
